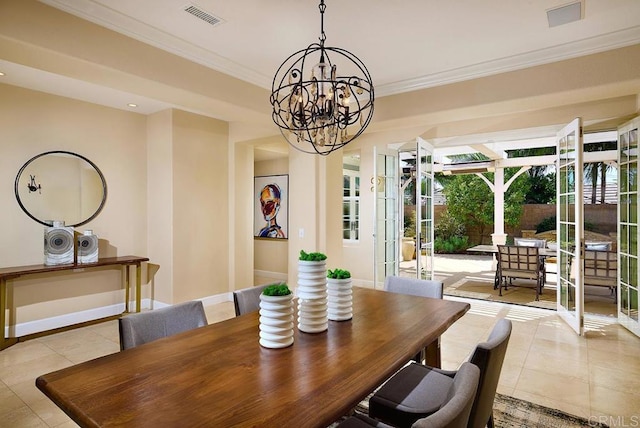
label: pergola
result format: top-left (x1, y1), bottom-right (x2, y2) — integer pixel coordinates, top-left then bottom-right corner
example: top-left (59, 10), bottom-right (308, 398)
top-left (431, 128), bottom-right (618, 245)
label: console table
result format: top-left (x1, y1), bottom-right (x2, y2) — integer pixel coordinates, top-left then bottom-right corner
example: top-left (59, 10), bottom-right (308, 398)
top-left (0, 255), bottom-right (149, 351)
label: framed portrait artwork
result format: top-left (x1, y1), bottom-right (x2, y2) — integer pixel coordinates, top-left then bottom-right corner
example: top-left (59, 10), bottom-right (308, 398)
top-left (254, 174), bottom-right (288, 239)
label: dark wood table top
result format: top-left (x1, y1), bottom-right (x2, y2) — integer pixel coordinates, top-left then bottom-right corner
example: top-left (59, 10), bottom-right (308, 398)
top-left (0, 256), bottom-right (149, 280)
top-left (36, 287), bottom-right (470, 428)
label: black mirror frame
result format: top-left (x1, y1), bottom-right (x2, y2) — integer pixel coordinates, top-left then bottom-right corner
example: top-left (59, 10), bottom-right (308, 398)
top-left (14, 150), bottom-right (108, 227)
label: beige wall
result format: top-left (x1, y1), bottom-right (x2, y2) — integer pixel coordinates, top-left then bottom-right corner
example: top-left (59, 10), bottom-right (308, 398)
top-left (0, 85), bottom-right (233, 331)
top-left (0, 84), bottom-right (148, 325)
top-left (171, 110), bottom-right (229, 301)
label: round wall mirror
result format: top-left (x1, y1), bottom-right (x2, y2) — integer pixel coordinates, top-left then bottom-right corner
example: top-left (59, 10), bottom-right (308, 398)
top-left (15, 151), bottom-right (107, 227)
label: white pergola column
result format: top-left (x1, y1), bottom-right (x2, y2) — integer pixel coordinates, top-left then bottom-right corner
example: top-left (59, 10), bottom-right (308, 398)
top-left (491, 168), bottom-right (508, 245)
top-left (477, 166), bottom-right (530, 246)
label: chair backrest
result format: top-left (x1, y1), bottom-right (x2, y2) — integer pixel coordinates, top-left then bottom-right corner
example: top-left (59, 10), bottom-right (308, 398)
top-left (233, 283), bottom-right (273, 316)
top-left (412, 362), bottom-right (480, 428)
top-left (583, 250), bottom-right (617, 287)
top-left (514, 237), bottom-right (546, 248)
top-left (118, 300), bottom-right (208, 351)
top-left (497, 245), bottom-right (541, 278)
top-left (466, 318), bottom-right (512, 428)
top-left (383, 276), bottom-right (444, 299)
top-left (585, 241), bottom-right (612, 251)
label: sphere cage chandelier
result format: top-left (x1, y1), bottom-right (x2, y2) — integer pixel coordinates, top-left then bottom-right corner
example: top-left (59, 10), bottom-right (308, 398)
top-left (270, 0), bottom-right (375, 156)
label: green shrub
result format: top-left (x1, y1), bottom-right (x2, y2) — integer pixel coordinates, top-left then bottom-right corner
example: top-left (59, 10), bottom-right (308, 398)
top-left (434, 236), bottom-right (469, 254)
top-left (299, 250), bottom-right (327, 261)
top-left (435, 211), bottom-right (466, 240)
top-left (536, 216), bottom-right (598, 233)
top-left (535, 216), bottom-right (556, 233)
top-left (262, 284), bottom-right (291, 296)
top-left (327, 268), bottom-right (351, 279)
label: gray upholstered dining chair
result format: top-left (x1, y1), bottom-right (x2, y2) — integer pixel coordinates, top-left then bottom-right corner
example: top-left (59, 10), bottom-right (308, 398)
top-left (337, 362), bottom-right (480, 428)
top-left (384, 276), bottom-right (444, 365)
top-left (384, 276), bottom-right (444, 299)
top-left (368, 318), bottom-right (512, 428)
top-left (232, 283), bottom-right (273, 316)
top-left (118, 300), bottom-right (208, 351)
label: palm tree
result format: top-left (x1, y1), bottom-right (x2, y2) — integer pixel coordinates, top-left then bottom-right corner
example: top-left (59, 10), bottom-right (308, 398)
top-left (583, 141), bottom-right (616, 204)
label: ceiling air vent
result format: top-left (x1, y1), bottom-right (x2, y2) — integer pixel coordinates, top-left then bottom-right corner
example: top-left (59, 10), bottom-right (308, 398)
top-left (546, 1), bottom-right (583, 28)
top-left (184, 5), bottom-right (223, 27)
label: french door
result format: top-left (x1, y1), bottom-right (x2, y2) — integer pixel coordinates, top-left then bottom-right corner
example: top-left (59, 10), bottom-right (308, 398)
top-left (373, 147), bottom-right (399, 289)
top-left (556, 118), bottom-right (584, 335)
top-left (618, 116), bottom-right (640, 337)
top-left (416, 138), bottom-right (435, 280)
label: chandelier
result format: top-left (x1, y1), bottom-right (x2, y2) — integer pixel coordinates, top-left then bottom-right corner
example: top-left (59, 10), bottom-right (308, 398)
top-left (270, 0), bottom-right (374, 156)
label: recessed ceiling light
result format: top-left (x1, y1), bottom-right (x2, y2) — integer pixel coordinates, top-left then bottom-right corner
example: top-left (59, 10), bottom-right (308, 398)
top-left (0, 72), bottom-right (5, 76)
top-left (127, 103), bottom-right (138, 108)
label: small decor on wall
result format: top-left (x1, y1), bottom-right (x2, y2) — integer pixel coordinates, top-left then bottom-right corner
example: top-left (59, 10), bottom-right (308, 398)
top-left (44, 221), bottom-right (74, 265)
top-left (327, 268), bottom-right (352, 321)
top-left (259, 284), bottom-right (294, 349)
top-left (254, 174), bottom-right (288, 239)
top-left (77, 230), bottom-right (99, 264)
top-left (297, 250), bottom-right (328, 333)
top-left (27, 175), bottom-right (41, 194)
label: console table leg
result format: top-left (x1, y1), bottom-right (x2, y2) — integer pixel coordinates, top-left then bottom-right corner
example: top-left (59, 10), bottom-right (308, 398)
top-left (124, 266), bottom-right (131, 313)
top-left (0, 278), bottom-right (18, 351)
top-left (135, 263), bottom-right (142, 313)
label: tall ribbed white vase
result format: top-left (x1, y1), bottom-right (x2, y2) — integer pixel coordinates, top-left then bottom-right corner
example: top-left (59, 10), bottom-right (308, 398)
top-left (297, 260), bottom-right (328, 333)
top-left (259, 293), bottom-right (294, 349)
top-left (327, 278), bottom-right (352, 321)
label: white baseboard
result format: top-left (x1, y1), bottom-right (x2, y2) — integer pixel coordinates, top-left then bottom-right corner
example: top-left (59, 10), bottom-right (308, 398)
top-left (5, 293), bottom-right (233, 338)
top-left (254, 270), bottom-right (288, 282)
top-left (9, 302), bottom-right (128, 337)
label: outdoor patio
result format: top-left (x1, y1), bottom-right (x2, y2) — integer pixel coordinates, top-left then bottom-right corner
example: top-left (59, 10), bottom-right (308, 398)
top-left (401, 253), bottom-right (617, 318)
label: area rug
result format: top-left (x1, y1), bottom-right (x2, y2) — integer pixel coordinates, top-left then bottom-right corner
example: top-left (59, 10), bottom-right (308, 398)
top-left (444, 278), bottom-right (557, 310)
top-left (331, 393), bottom-right (607, 427)
top-left (444, 278), bottom-right (618, 317)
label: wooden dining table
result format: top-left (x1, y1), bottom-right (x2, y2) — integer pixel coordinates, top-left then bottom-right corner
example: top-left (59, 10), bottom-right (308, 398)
top-left (36, 287), bottom-right (470, 428)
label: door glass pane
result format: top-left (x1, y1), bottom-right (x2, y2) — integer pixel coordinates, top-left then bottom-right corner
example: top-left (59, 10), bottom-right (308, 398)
top-left (630, 161), bottom-right (638, 192)
top-left (631, 225), bottom-right (638, 256)
top-left (621, 224), bottom-right (629, 254)
top-left (621, 162), bottom-right (629, 193)
top-left (631, 288), bottom-right (639, 322)
top-left (621, 283), bottom-right (629, 316)
top-left (621, 132), bottom-right (629, 163)
top-left (630, 129), bottom-right (638, 160)
top-left (621, 194), bottom-right (629, 223)
top-left (621, 255), bottom-right (629, 283)
top-left (630, 256), bottom-right (638, 288)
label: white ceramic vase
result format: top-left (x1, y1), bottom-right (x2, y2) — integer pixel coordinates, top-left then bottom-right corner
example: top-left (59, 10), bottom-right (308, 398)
top-left (44, 221), bottom-right (74, 266)
top-left (297, 260), bottom-right (328, 333)
top-left (327, 278), bottom-right (353, 321)
top-left (259, 293), bottom-right (294, 348)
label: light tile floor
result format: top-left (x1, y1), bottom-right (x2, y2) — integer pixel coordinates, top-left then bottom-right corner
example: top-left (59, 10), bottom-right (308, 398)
top-left (1, 297), bottom-right (639, 427)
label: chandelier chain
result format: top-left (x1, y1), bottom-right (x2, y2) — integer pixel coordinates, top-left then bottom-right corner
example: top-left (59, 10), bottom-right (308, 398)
top-left (318, 0), bottom-right (326, 45)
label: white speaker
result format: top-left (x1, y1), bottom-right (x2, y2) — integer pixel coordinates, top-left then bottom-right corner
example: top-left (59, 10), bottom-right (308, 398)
top-left (78, 230), bottom-right (99, 264)
top-left (44, 221), bottom-right (74, 265)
